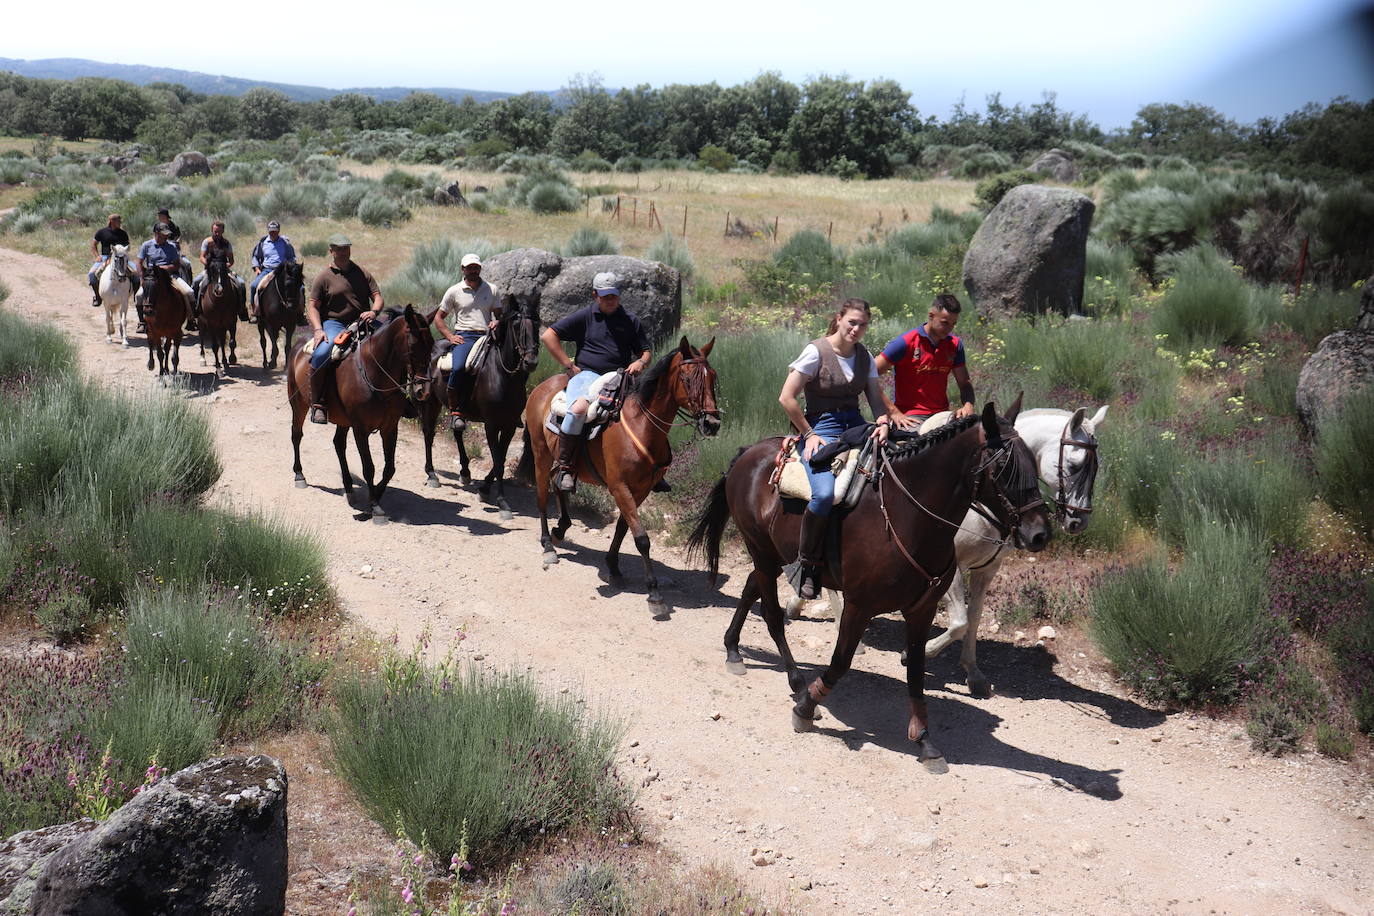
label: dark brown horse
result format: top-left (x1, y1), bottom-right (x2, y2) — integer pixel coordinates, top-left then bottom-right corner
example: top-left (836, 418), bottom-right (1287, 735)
top-left (141, 265), bottom-right (187, 378)
top-left (418, 295), bottom-right (540, 519)
top-left (258, 262), bottom-right (305, 370)
top-left (686, 399), bottom-right (1050, 764)
top-left (523, 338), bottom-right (721, 616)
top-left (287, 306), bottom-right (436, 521)
top-left (197, 254), bottom-right (238, 374)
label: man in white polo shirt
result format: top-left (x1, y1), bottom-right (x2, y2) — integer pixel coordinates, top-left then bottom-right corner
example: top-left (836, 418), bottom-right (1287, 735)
top-left (435, 253), bottom-right (501, 431)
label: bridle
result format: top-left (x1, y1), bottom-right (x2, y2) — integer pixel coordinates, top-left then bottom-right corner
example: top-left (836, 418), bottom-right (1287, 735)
top-left (353, 314), bottom-right (428, 402)
top-left (493, 308), bottom-right (539, 376)
top-left (272, 265), bottom-right (303, 310)
top-left (1055, 426), bottom-right (1099, 522)
top-left (638, 355), bottom-right (721, 438)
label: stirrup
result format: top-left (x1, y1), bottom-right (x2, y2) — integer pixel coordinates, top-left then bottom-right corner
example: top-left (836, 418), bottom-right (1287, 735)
top-left (309, 404), bottom-right (328, 425)
top-left (784, 560), bottom-right (821, 600)
top-left (448, 411), bottom-right (466, 432)
top-left (554, 466), bottom-right (577, 493)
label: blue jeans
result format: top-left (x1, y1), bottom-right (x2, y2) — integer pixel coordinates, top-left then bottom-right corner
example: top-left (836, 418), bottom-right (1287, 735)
top-left (803, 408), bottom-right (865, 516)
top-left (446, 330), bottom-right (486, 388)
top-left (310, 320), bottom-right (347, 369)
top-left (88, 255), bottom-right (108, 285)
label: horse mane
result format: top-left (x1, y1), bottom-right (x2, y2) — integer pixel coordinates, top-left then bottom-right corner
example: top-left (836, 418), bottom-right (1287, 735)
top-left (633, 347), bottom-right (690, 405)
top-left (884, 414), bottom-right (982, 462)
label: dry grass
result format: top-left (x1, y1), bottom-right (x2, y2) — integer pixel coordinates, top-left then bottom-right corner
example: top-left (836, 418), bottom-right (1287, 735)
top-left (0, 136), bottom-right (105, 156)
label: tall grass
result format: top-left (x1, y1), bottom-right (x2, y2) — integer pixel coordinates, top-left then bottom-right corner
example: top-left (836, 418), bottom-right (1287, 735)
top-left (1153, 245), bottom-right (1279, 350)
top-left (1282, 286), bottom-right (1364, 345)
top-left (330, 654), bottom-right (629, 865)
top-left (563, 226), bottom-right (620, 257)
top-left (1158, 442), bottom-right (1312, 548)
top-left (645, 233), bottom-right (696, 286)
top-left (1314, 385), bottom-right (1374, 536)
top-left (386, 236), bottom-right (498, 305)
top-left (1091, 512), bottom-right (1270, 705)
top-left (0, 303), bottom-right (74, 382)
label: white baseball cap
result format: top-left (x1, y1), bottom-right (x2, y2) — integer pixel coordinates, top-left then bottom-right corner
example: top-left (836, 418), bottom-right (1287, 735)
top-left (592, 272), bottom-right (619, 296)
top-left (460, 253), bottom-right (482, 268)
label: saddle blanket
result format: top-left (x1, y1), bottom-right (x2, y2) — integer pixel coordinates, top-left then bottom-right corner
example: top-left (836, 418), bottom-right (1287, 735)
top-left (435, 334), bottom-right (491, 373)
top-left (919, 411), bottom-right (953, 434)
top-left (542, 371), bottom-right (621, 437)
top-left (774, 441), bottom-right (868, 509)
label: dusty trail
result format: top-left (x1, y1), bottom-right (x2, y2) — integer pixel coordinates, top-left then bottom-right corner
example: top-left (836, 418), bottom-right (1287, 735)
top-left (3, 245), bottom-right (1371, 915)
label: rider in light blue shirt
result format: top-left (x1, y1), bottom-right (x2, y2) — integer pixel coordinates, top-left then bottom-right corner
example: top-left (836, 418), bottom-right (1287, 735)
top-left (248, 219), bottom-right (298, 322)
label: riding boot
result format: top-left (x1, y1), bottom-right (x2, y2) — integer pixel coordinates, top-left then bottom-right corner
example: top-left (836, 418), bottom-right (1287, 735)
top-left (447, 373), bottom-right (476, 430)
top-left (237, 283), bottom-right (249, 322)
top-left (794, 509), bottom-right (828, 600)
top-left (247, 288), bottom-right (258, 324)
top-left (553, 432), bottom-right (582, 493)
top-left (90, 277), bottom-right (101, 307)
top-left (184, 295), bottom-right (198, 332)
top-left (308, 363), bottom-right (335, 425)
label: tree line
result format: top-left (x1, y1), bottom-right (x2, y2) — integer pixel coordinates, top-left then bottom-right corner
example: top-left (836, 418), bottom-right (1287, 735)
top-left (0, 70), bottom-right (1369, 181)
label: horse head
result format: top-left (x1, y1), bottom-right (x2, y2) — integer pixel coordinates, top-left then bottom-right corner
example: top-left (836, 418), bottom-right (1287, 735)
top-left (498, 294), bottom-right (541, 375)
top-left (975, 395), bottom-right (1051, 552)
top-left (669, 336), bottom-right (721, 436)
top-left (1052, 405), bottom-right (1105, 534)
top-left (207, 253), bottom-right (229, 289)
top-left (110, 245), bottom-right (129, 279)
top-left (277, 262), bottom-right (305, 309)
top-left (402, 305), bottom-right (438, 403)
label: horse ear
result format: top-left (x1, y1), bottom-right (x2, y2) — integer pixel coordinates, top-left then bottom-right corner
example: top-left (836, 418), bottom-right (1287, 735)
top-left (700, 337), bottom-right (715, 358)
top-left (1069, 406), bottom-right (1087, 432)
top-left (1005, 391), bottom-right (1023, 422)
top-left (981, 402), bottom-right (999, 439)
top-left (678, 336), bottom-right (692, 358)
top-left (424, 306), bottom-right (441, 327)
top-left (1089, 405), bottom-right (1108, 430)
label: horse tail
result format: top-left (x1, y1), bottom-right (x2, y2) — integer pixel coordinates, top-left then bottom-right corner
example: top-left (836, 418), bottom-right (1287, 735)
top-left (686, 447), bottom-right (747, 586)
top-left (514, 426), bottom-right (534, 485)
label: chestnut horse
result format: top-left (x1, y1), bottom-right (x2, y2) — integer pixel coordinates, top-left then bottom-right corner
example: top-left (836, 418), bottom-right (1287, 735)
top-left (418, 295), bottom-right (540, 519)
top-left (287, 306), bottom-right (435, 521)
top-left (141, 265), bottom-right (187, 378)
top-left (523, 337), bottom-right (721, 617)
top-left (197, 254), bottom-right (238, 374)
top-left (687, 400), bottom-right (1050, 764)
top-left (258, 262), bottom-right (305, 370)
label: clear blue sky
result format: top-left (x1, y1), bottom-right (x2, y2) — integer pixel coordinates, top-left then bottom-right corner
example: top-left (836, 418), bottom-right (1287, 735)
top-left (5, 0), bottom-right (1371, 128)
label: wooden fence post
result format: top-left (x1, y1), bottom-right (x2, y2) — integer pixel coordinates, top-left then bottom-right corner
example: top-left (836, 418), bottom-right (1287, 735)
top-left (682, 206), bottom-right (688, 238)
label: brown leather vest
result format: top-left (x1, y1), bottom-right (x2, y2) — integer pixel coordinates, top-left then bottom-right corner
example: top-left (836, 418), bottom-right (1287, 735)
top-left (803, 336), bottom-right (871, 418)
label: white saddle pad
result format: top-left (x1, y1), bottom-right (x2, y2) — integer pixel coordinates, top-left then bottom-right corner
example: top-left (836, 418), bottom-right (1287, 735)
top-left (436, 334), bottom-right (491, 373)
top-left (546, 371), bottom-right (620, 428)
top-left (777, 445), bottom-right (864, 509)
top-left (919, 411), bottom-right (953, 434)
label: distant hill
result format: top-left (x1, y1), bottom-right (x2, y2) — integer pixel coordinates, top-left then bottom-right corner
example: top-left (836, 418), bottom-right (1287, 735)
top-left (0, 56), bottom-right (527, 105)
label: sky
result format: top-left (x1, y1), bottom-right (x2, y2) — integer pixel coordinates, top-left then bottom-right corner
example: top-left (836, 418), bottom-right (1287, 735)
top-left (5, 0), bottom-right (1372, 128)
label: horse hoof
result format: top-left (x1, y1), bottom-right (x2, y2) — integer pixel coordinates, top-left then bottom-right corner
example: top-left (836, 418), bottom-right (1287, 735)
top-left (854, 642), bottom-right (867, 656)
top-left (425, 475), bottom-right (442, 489)
top-left (791, 710), bottom-right (817, 733)
top-left (647, 600), bottom-right (670, 621)
top-left (293, 476), bottom-right (307, 489)
top-left (968, 679), bottom-right (993, 699)
top-left (920, 755), bottom-right (949, 774)
top-left (725, 659), bottom-right (747, 676)
top-left (459, 472), bottom-right (472, 486)
top-left (541, 550), bottom-right (559, 568)
top-left (499, 508), bottom-right (514, 521)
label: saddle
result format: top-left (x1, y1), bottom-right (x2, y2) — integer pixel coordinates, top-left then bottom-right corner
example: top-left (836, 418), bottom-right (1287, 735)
top-left (543, 370), bottom-right (624, 439)
top-left (329, 320), bottom-right (371, 364)
top-left (919, 411), bottom-right (953, 434)
top-left (435, 334), bottom-right (492, 373)
top-left (770, 436), bottom-right (873, 510)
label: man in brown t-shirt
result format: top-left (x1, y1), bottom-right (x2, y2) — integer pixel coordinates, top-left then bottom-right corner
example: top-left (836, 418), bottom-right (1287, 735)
top-left (305, 234), bottom-right (384, 424)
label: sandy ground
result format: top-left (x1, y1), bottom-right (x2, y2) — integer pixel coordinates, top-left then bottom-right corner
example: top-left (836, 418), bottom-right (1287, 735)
top-left (3, 245), bottom-right (1372, 916)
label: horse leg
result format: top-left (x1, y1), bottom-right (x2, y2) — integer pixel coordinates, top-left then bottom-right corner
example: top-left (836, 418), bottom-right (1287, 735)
top-left (421, 399), bottom-right (441, 488)
top-left (902, 601), bottom-right (947, 765)
top-left (535, 465), bottom-right (559, 567)
top-left (373, 424), bottom-right (398, 511)
top-left (227, 324), bottom-right (237, 366)
top-left (606, 516), bottom-right (628, 581)
top-left (487, 425), bottom-right (515, 519)
top-left (170, 337), bottom-right (180, 376)
top-left (260, 323), bottom-right (270, 369)
top-left (958, 563), bottom-right (1000, 699)
top-left (925, 570), bottom-right (968, 660)
top-left (351, 426), bottom-right (380, 516)
top-left (552, 489), bottom-right (573, 542)
top-left (455, 430), bottom-right (471, 486)
top-left (758, 570), bottom-right (807, 698)
top-left (792, 600), bottom-right (870, 733)
top-left (333, 425), bottom-right (354, 504)
top-left (724, 570), bottom-right (762, 676)
top-left (146, 332), bottom-right (156, 371)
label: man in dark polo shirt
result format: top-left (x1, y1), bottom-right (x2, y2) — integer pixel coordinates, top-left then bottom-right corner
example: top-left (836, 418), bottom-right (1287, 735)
top-left (304, 234), bottom-right (384, 424)
top-left (539, 271), bottom-right (652, 492)
top-left (88, 213), bottom-right (130, 307)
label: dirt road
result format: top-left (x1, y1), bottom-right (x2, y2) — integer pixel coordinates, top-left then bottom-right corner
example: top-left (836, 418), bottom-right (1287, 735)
top-left (3, 245), bottom-right (1371, 915)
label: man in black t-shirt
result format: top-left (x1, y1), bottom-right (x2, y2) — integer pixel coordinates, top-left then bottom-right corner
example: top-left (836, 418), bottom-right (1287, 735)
top-left (539, 271), bottom-right (652, 492)
top-left (88, 214), bottom-right (130, 307)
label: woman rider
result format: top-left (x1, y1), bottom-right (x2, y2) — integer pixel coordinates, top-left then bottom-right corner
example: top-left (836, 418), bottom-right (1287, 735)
top-left (779, 297), bottom-right (905, 599)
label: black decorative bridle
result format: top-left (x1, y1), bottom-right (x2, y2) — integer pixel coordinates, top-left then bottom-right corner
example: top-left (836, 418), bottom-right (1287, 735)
top-left (1055, 426), bottom-right (1100, 523)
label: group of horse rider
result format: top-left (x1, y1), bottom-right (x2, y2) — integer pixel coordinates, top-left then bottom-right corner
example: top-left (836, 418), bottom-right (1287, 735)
top-left (781, 292), bottom-right (975, 600)
top-left (88, 211), bottom-right (301, 333)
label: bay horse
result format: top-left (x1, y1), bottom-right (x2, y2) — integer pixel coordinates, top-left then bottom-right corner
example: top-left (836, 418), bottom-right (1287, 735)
top-left (786, 405), bottom-right (1107, 698)
top-left (141, 265), bottom-right (187, 379)
top-left (258, 262), bottom-right (306, 370)
top-left (197, 253), bottom-right (238, 374)
top-left (523, 337), bottom-right (721, 617)
top-left (98, 244), bottom-right (135, 346)
top-left (686, 400), bottom-right (1050, 763)
top-left (286, 305), bottom-right (436, 521)
top-left (418, 295), bottom-right (540, 519)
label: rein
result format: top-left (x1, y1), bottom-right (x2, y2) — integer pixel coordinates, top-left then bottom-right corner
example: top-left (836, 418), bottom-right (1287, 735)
top-left (353, 319), bottom-right (415, 397)
top-left (492, 312), bottom-right (538, 376)
top-left (635, 357), bottom-right (719, 436)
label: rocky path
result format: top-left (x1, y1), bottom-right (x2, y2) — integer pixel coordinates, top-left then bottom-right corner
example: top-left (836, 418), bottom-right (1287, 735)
top-left (3, 245), bottom-right (1371, 915)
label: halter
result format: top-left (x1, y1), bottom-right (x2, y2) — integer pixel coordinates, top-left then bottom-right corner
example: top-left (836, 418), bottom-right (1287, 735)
top-left (1055, 428), bottom-right (1099, 522)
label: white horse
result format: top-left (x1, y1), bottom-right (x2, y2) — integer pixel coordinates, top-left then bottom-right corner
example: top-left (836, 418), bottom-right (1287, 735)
top-left (98, 244), bottom-right (135, 345)
top-left (786, 405), bottom-right (1107, 698)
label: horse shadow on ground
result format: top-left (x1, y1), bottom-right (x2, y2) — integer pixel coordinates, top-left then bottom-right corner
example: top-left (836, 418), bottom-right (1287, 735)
top-left (859, 616), bottom-right (1164, 730)
top-left (731, 644), bottom-right (1127, 799)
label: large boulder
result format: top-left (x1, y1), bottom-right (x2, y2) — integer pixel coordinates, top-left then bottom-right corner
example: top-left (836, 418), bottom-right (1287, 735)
top-left (28, 755), bottom-right (288, 916)
top-left (0, 820), bottom-right (97, 913)
top-left (168, 151), bottom-right (211, 178)
top-left (481, 249), bottom-right (681, 345)
top-left (962, 185), bottom-right (1095, 317)
top-left (1028, 148), bottom-right (1079, 183)
top-left (1296, 279), bottom-right (1374, 436)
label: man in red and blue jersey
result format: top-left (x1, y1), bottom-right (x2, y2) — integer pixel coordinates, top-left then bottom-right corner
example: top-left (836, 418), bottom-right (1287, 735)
top-left (875, 293), bottom-right (976, 425)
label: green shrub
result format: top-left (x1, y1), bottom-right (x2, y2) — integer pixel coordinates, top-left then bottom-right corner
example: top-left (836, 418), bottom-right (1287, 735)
top-left (0, 306), bottom-right (75, 382)
top-left (974, 169), bottom-right (1038, 211)
top-left (1083, 241), bottom-right (1139, 316)
top-left (697, 144), bottom-right (736, 173)
top-left (300, 239), bottom-right (328, 258)
top-left (1158, 443), bottom-right (1311, 548)
top-left (1282, 286), bottom-right (1363, 345)
top-left (327, 180), bottom-right (374, 219)
top-left (259, 183), bottom-right (327, 220)
top-left (1246, 358), bottom-right (1300, 420)
top-left (1112, 422), bottom-right (1181, 528)
top-left (1314, 385), bottom-right (1374, 535)
top-left (387, 237), bottom-right (497, 305)
top-left (1153, 245), bottom-right (1269, 350)
top-left (563, 226), bottom-right (620, 257)
top-left (358, 192), bottom-right (411, 227)
top-left (954, 150), bottom-right (1014, 179)
top-left (646, 233), bottom-right (695, 286)
top-left (571, 150), bottom-right (613, 172)
top-left (93, 678), bottom-right (218, 788)
top-left (523, 178), bottom-right (580, 214)
top-left (1091, 513), bottom-right (1269, 705)
top-left (1299, 181), bottom-right (1374, 287)
top-left (330, 654), bottom-right (629, 865)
